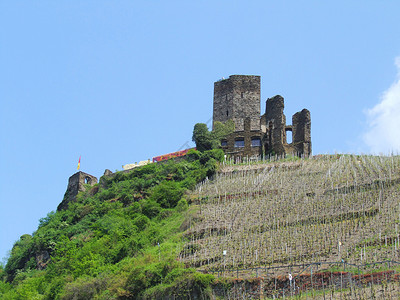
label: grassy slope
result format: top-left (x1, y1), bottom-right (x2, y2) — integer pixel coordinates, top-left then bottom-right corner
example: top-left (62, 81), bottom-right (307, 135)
top-left (0, 149), bottom-right (221, 300)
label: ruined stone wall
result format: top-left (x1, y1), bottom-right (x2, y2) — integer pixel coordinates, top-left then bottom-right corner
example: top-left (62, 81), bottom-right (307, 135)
top-left (57, 171), bottom-right (98, 211)
top-left (292, 109), bottom-right (312, 156)
top-left (221, 118), bottom-right (262, 159)
top-left (213, 75), bottom-right (260, 131)
top-left (213, 75), bottom-right (312, 159)
top-left (262, 95), bottom-right (287, 154)
top-left (259, 95), bottom-right (312, 157)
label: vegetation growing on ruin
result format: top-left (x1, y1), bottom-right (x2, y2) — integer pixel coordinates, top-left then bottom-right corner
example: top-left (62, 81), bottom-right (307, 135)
top-left (192, 120), bottom-right (235, 151)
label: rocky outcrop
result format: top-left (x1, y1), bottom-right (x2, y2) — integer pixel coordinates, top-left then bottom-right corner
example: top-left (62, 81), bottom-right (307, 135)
top-left (35, 250), bottom-right (50, 270)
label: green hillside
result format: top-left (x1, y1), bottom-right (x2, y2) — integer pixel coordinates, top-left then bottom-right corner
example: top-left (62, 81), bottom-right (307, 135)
top-left (2, 153), bottom-right (400, 299)
top-left (0, 149), bottom-right (222, 299)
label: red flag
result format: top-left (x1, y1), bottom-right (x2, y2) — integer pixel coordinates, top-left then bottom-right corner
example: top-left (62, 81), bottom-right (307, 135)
top-left (77, 156), bottom-right (81, 170)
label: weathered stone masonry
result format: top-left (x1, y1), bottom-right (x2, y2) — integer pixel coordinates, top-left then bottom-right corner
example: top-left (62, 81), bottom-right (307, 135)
top-left (57, 171), bottom-right (98, 211)
top-left (213, 75), bottom-right (261, 132)
top-left (214, 75), bottom-right (311, 159)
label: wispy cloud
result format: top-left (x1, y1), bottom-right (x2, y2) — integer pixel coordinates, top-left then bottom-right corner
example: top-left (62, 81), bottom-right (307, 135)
top-left (364, 57), bottom-right (400, 154)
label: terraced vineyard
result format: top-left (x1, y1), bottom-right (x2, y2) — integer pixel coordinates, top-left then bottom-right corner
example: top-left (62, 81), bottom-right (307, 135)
top-left (181, 155), bottom-right (400, 275)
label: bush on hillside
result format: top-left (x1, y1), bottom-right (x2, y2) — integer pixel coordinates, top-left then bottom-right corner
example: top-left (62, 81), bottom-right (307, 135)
top-left (1, 150), bottom-right (222, 298)
top-left (149, 181), bottom-right (184, 209)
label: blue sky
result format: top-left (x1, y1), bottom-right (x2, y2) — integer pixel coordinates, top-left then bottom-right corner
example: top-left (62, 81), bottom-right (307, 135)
top-left (1, 1), bottom-right (400, 263)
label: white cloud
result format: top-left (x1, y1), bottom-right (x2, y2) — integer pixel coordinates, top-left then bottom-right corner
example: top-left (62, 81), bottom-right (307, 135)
top-left (364, 57), bottom-right (400, 154)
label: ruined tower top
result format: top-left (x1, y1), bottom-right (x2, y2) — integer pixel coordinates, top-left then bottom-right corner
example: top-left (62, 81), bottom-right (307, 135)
top-left (57, 171), bottom-right (98, 211)
top-left (213, 75), bottom-right (261, 131)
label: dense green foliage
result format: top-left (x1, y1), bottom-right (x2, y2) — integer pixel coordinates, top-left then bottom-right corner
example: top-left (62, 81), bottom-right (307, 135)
top-left (192, 121), bottom-right (234, 151)
top-left (0, 149), bottom-right (223, 299)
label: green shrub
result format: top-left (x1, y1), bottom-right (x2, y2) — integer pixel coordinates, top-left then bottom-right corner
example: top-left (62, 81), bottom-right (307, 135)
top-left (4, 235), bottom-right (35, 282)
top-left (38, 211), bottom-right (57, 228)
top-left (150, 181), bottom-right (184, 209)
top-left (186, 149), bottom-right (201, 161)
top-left (159, 209), bottom-right (174, 219)
top-left (61, 274), bottom-right (110, 300)
top-left (176, 199), bottom-right (189, 212)
top-left (180, 176), bottom-right (196, 189)
top-left (144, 269), bottom-right (214, 299)
top-left (126, 202), bottom-right (142, 217)
top-left (192, 123), bottom-right (213, 151)
top-left (140, 199), bottom-right (161, 218)
top-left (0, 280), bottom-right (14, 295)
top-left (207, 149), bottom-right (225, 162)
top-left (133, 215), bottom-right (150, 231)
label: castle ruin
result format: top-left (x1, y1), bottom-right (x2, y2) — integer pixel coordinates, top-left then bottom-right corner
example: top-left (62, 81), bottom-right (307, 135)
top-left (213, 75), bottom-right (311, 159)
top-left (58, 75), bottom-right (311, 210)
top-left (57, 171), bottom-right (98, 211)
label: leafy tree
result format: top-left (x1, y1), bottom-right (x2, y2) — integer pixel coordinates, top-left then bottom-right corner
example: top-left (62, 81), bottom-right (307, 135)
top-left (192, 123), bottom-right (212, 151)
top-left (192, 120), bottom-right (234, 151)
top-left (133, 215), bottom-right (150, 231)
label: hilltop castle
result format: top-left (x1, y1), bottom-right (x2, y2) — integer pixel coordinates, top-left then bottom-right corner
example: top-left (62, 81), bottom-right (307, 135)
top-left (58, 75), bottom-right (312, 211)
top-left (213, 75), bottom-right (311, 159)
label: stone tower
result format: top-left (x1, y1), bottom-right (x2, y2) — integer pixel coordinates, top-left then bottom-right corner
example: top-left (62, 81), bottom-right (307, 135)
top-left (213, 75), bottom-right (261, 131)
top-left (57, 171), bottom-right (98, 211)
top-left (213, 75), bottom-right (312, 159)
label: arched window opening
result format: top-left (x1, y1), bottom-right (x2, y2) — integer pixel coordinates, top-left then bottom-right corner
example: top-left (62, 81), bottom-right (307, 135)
top-left (85, 177), bottom-right (90, 185)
